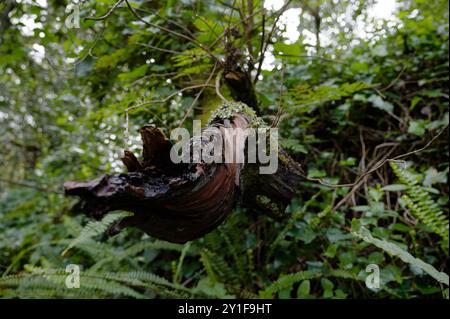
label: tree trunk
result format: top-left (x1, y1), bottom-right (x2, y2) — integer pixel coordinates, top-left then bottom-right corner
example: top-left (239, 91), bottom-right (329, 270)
top-left (64, 104), bottom-right (305, 243)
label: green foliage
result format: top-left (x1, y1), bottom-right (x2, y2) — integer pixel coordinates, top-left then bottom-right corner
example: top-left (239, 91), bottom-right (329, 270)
top-left (62, 211), bottom-right (133, 256)
top-left (351, 219), bottom-right (449, 286)
top-left (390, 162), bottom-right (449, 247)
top-left (0, 268), bottom-right (196, 299)
top-left (289, 82), bottom-right (375, 110)
top-left (0, 0), bottom-right (448, 300)
top-left (259, 271), bottom-right (322, 298)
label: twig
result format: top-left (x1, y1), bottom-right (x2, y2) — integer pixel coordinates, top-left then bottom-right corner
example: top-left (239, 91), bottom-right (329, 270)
top-left (178, 87), bottom-right (206, 128)
top-left (46, 26), bottom-right (104, 72)
top-left (217, 0), bottom-right (240, 11)
top-left (243, 0), bottom-right (255, 61)
top-left (125, 84), bottom-right (216, 141)
top-left (331, 145), bottom-right (399, 212)
top-left (359, 127), bottom-right (368, 197)
top-left (272, 63), bottom-right (284, 127)
top-left (124, 0), bottom-right (221, 65)
top-left (135, 42), bottom-right (193, 56)
top-left (126, 84), bottom-right (215, 114)
top-left (196, 15), bottom-right (220, 41)
top-left (257, 10), bottom-right (266, 71)
top-left (388, 124), bottom-right (449, 161)
top-left (254, 0), bottom-right (292, 84)
top-left (178, 63), bottom-right (218, 127)
top-left (380, 65), bottom-right (407, 92)
top-left (305, 124), bottom-right (449, 189)
top-left (130, 72), bottom-right (178, 86)
top-left (226, 0), bottom-right (238, 30)
top-left (134, 7), bottom-right (196, 39)
top-left (208, 8), bottom-right (265, 50)
top-left (215, 69), bottom-right (229, 103)
top-left (85, 0), bottom-right (125, 21)
top-left (274, 53), bottom-right (348, 64)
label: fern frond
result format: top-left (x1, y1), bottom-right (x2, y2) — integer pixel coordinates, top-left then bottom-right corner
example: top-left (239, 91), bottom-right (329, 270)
top-left (390, 162), bottom-right (449, 246)
top-left (259, 271), bottom-right (322, 298)
top-left (61, 211), bottom-right (133, 256)
top-left (289, 82), bottom-right (374, 108)
top-left (90, 239), bottom-right (194, 270)
top-left (1, 287), bottom-right (101, 299)
top-left (218, 227), bottom-right (246, 280)
top-left (200, 248), bottom-right (240, 286)
top-left (0, 269), bottom-right (195, 299)
top-left (171, 48), bottom-right (208, 67)
top-left (100, 271), bottom-right (195, 298)
top-left (74, 240), bottom-right (118, 260)
top-left (200, 249), bottom-right (218, 283)
top-left (351, 218), bottom-right (449, 286)
top-left (173, 242), bottom-right (191, 284)
top-left (0, 271), bottom-right (145, 299)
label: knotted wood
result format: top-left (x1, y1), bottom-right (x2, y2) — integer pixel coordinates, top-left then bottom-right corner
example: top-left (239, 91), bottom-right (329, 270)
top-left (64, 112), bottom-right (305, 243)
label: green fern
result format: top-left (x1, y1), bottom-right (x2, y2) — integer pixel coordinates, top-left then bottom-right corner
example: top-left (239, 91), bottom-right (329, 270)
top-left (208, 249), bottom-right (240, 286)
top-left (200, 249), bottom-right (218, 283)
top-left (171, 48), bottom-right (208, 67)
top-left (259, 271), bottom-right (322, 298)
top-left (218, 227), bottom-right (246, 280)
top-left (1, 287), bottom-right (100, 299)
top-left (175, 63), bottom-right (211, 79)
top-left (289, 82), bottom-right (374, 108)
top-left (390, 161), bottom-right (449, 246)
top-left (0, 268), bottom-right (196, 299)
top-left (173, 242), bottom-right (191, 284)
top-left (105, 271), bottom-right (193, 298)
top-left (61, 211), bottom-right (133, 256)
top-left (90, 239), bottom-right (193, 271)
top-left (73, 240), bottom-right (118, 260)
top-left (0, 271), bottom-right (144, 299)
top-left (202, 227), bottom-right (243, 286)
top-left (351, 218), bottom-right (449, 286)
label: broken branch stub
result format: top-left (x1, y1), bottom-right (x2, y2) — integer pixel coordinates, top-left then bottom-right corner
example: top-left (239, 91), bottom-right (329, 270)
top-left (64, 105), bottom-right (305, 243)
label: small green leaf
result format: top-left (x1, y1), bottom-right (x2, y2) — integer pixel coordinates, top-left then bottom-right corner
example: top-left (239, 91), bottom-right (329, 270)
top-left (321, 278), bottom-right (334, 298)
top-left (351, 205), bottom-right (371, 212)
top-left (381, 184), bottom-right (407, 191)
top-left (368, 94), bottom-right (394, 113)
top-left (408, 120), bottom-right (426, 136)
top-left (307, 168), bottom-right (326, 178)
top-left (296, 280), bottom-right (311, 298)
top-left (372, 44), bottom-right (388, 57)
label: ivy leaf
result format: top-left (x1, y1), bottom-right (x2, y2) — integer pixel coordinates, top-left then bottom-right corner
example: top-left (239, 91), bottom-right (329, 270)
top-left (381, 184), bottom-right (407, 191)
top-left (367, 94), bottom-right (394, 113)
top-left (194, 277), bottom-right (234, 298)
top-left (408, 120), bottom-right (427, 136)
top-left (423, 167), bottom-right (448, 186)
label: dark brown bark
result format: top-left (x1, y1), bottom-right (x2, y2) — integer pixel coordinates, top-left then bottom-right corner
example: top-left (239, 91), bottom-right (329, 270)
top-left (223, 33), bottom-right (259, 113)
top-left (224, 69), bottom-right (259, 113)
top-left (64, 112), bottom-right (305, 243)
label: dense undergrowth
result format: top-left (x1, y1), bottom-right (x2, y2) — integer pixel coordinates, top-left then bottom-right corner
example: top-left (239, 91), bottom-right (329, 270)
top-left (0, 0), bottom-right (448, 298)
